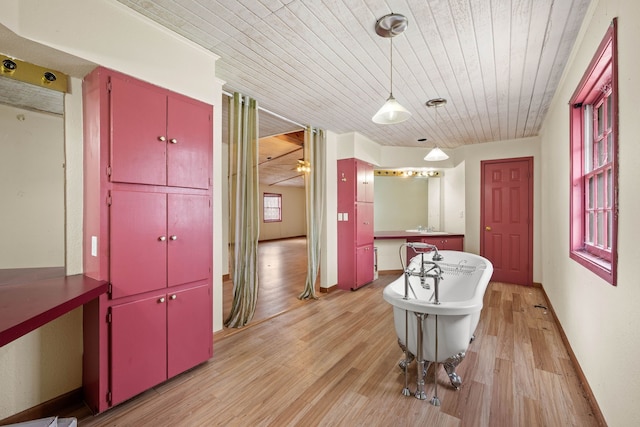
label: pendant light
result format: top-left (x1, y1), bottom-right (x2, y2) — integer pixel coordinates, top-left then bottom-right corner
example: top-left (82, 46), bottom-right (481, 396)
top-left (424, 98), bottom-right (449, 161)
top-left (372, 13), bottom-right (411, 125)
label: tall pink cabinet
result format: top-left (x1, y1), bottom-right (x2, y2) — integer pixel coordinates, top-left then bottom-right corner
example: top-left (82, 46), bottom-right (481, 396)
top-left (337, 158), bottom-right (375, 290)
top-left (81, 67), bottom-right (213, 413)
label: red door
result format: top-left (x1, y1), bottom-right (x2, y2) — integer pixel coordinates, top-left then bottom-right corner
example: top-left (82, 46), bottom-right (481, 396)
top-left (481, 158), bottom-right (533, 285)
top-left (167, 284), bottom-right (212, 378)
top-left (110, 75), bottom-right (167, 186)
top-left (166, 95), bottom-right (212, 189)
top-left (110, 293), bottom-right (167, 406)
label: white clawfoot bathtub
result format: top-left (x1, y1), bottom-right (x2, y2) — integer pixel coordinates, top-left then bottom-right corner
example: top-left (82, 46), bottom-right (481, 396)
top-left (382, 250), bottom-right (493, 395)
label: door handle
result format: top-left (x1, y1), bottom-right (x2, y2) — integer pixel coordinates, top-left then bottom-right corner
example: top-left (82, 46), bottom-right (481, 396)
top-left (485, 226), bottom-right (492, 231)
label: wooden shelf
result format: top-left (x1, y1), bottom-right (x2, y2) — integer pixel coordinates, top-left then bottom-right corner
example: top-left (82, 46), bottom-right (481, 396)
top-left (0, 272), bottom-right (108, 347)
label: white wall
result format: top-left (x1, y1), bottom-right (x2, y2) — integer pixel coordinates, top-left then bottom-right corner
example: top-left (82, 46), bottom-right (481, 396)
top-left (540, 1), bottom-right (640, 425)
top-left (0, 0), bottom-right (221, 419)
top-left (456, 137), bottom-right (542, 282)
top-left (258, 184), bottom-right (306, 241)
top-left (442, 161), bottom-right (466, 234)
top-left (0, 104), bottom-right (64, 268)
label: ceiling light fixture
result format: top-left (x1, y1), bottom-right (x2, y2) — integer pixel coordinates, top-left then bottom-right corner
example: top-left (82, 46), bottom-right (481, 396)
top-left (372, 13), bottom-right (411, 125)
top-left (296, 159), bottom-right (310, 173)
top-left (424, 98), bottom-right (449, 161)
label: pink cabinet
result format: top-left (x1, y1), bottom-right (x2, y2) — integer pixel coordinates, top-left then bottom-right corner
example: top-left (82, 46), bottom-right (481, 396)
top-left (406, 235), bottom-right (464, 262)
top-left (110, 293), bottom-right (167, 406)
top-left (109, 283), bottom-right (211, 407)
top-left (338, 158), bottom-right (375, 290)
top-left (109, 191), bottom-right (210, 299)
top-left (167, 284), bottom-right (212, 378)
top-left (82, 67), bottom-right (213, 414)
top-left (110, 74), bottom-right (211, 189)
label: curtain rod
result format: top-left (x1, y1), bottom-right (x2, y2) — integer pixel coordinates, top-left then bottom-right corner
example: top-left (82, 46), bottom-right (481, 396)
top-left (222, 90), bottom-right (306, 129)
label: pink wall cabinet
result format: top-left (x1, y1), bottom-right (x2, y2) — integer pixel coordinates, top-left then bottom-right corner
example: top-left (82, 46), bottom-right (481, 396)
top-left (110, 73), bottom-right (211, 189)
top-left (82, 67), bottom-right (213, 413)
top-left (338, 158), bottom-right (375, 290)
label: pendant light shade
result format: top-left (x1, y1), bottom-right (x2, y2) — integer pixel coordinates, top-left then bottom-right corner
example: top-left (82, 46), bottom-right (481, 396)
top-left (424, 97), bottom-right (449, 161)
top-left (423, 147), bottom-right (449, 161)
top-left (372, 95), bottom-right (412, 124)
top-left (372, 13), bottom-right (411, 125)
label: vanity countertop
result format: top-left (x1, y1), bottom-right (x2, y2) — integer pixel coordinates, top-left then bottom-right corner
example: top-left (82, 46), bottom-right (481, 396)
top-left (374, 230), bottom-right (464, 239)
top-left (0, 271), bottom-right (108, 347)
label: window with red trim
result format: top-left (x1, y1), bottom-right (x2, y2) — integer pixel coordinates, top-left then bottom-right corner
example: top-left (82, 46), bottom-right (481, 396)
top-left (263, 193), bottom-right (282, 222)
top-left (569, 19), bottom-right (618, 285)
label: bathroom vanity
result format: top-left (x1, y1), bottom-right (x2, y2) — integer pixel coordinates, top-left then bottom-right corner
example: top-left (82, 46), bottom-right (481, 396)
top-left (374, 231), bottom-right (464, 271)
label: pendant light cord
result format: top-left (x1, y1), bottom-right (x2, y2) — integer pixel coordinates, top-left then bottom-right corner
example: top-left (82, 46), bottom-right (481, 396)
top-left (389, 38), bottom-right (394, 98)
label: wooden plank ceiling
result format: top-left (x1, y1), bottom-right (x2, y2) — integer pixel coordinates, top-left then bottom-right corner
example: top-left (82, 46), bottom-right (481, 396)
top-left (117, 0), bottom-right (590, 152)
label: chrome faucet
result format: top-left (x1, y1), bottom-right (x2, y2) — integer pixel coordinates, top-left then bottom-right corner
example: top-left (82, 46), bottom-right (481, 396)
top-left (420, 261), bottom-right (443, 304)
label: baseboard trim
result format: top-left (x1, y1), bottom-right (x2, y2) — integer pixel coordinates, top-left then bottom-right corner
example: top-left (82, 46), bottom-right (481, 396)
top-left (319, 284), bottom-right (337, 293)
top-left (0, 388), bottom-right (84, 425)
top-left (538, 284), bottom-right (607, 427)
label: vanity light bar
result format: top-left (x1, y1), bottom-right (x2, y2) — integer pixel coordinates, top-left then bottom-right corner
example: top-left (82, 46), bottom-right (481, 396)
top-left (374, 169), bottom-right (442, 178)
top-left (1, 53), bottom-right (69, 93)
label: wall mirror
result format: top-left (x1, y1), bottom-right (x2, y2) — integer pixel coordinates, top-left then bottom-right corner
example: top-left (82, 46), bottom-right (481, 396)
top-left (0, 67), bottom-right (66, 284)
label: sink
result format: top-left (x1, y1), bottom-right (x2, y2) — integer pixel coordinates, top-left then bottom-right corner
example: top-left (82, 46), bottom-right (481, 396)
top-left (405, 229), bottom-right (449, 235)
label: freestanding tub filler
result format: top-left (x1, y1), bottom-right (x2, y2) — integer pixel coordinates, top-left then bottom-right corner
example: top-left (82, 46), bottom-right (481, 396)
top-left (382, 244), bottom-right (493, 404)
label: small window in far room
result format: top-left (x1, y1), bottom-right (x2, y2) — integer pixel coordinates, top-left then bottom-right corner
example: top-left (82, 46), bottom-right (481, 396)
top-left (263, 193), bottom-right (282, 222)
top-left (569, 18), bottom-right (618, 285)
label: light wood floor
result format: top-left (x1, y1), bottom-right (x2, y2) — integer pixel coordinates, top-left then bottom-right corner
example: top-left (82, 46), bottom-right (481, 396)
top-left (67, 238), bottom-right (599, 426)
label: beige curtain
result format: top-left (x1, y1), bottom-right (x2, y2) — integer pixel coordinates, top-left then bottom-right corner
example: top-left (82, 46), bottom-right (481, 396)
top-left (299, 126), bottom-right (326, 300)
top-left (225, 93), bottom-right (260, 327)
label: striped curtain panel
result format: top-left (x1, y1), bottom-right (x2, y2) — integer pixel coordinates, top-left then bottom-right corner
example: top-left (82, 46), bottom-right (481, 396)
top-left (299, 126), bottom-right (326, 300)
top-left (225, 93), bottom-right (260, 327)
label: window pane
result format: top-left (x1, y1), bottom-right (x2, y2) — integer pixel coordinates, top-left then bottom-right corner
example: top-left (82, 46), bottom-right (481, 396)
top-left (584, 105), bottom-right (593, 172)
top-left (597, 140), bottom-right (606, 167)
top-left (607, 94), bottom-right (612, 130)
top-left (607, 132), bottom-right (613, 163)
top-left (597, 212), bottom-right (604, 246)
top-left (607, 169), bottom-right (613, 208)
top-left (597, 173), bottom-right (604, 208)
top-left (588, 176), bottom-right (594, 209)
top-left (597, 103), bottom-right (604, 135)
top-left (607, 211), bottom-right (613, 249)
top-left (263, 193), bottom-right (282, 222)
top-left (586, 212), bottom-right (593, 244)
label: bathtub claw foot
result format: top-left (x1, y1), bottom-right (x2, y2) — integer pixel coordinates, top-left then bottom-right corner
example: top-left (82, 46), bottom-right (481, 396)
top-left (443, 352), bottom-right (465, 389)
top-left (397, 339), bottom-right (415, 371)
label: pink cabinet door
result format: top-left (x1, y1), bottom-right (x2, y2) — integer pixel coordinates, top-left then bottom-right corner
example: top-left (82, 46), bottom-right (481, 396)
top-left (356, 244), bottom-right (374, 287)
top-left (167, 284), bottom-right (212, 378)
top-left (355, 202), bottom-right (374, 247)
top-left (110, 293), bottom-right (167, 406)
top-left (167, 96), bottom-right (212, 189)
top-left (167, 193), bottom-right (211, 287)
top-left (110, 190), bottom-right (167, 298)
top-left (110, 75), bottom-right (167, 186)
top-left (355, 160), bottom-right (374, 202)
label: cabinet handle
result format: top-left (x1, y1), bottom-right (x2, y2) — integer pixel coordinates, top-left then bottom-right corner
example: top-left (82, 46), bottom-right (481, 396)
top-left (170, 294), bottom-right (177, 300)
top-left (158, 136), bottom-right (166, 142)
top-left (169, 138), bottom-right (178, 144)
top-left (170, 235), bottom-right (178, 241)
top-left (158, 297), bottom-right (165, 303)
top-left (159, 236), bottom-right (166, 242)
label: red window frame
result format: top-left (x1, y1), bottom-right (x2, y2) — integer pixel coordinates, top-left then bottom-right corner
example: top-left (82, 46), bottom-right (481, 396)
top-left (263, 193), bottom-right (282, 223)
top-left (569, 19), bottom-right (618, 285)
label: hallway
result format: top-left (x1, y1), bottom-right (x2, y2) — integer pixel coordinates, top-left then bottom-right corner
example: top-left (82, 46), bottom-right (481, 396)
top-left (221, 237), bottom-right (310, 334)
